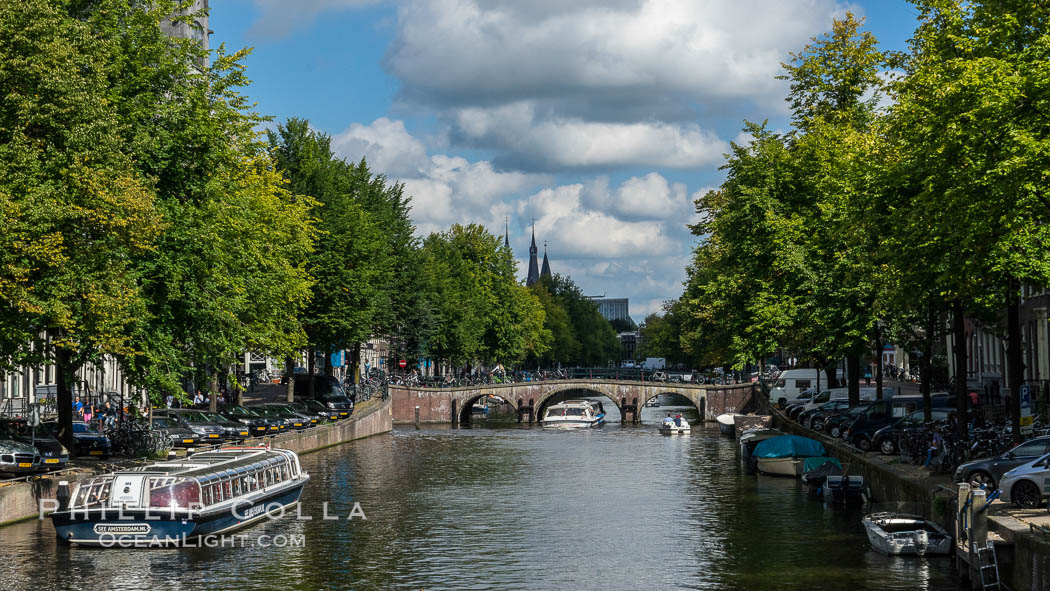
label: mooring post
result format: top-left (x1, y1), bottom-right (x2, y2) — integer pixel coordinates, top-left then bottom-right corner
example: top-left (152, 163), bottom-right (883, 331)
top-left (972, 489), bottom-right (988, 550)
top-left (956, 483), bottom-right (970, 574)
top-left (620, 397), bottom-right (627, 424)
top-left (415, 405), bottom-right (420, 430)
top-left (451, 399), bottom-right (458, 427)
top-left (517, 400), bottom-right (524, 423)
top-left (632, 397), bottom-right (639, 424)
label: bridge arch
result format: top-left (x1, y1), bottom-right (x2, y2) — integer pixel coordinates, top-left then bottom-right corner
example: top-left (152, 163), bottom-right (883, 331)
top-left (534, 387), bottom-right (622, 423)
top-left (638, 390), bottom-right (705, 423)
top-left (457, 392), bottom-right (518, 425)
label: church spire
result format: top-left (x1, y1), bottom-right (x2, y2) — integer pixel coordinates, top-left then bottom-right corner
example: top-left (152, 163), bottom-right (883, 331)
top-left (503, 217), bottom-right (510, 249)
top-left (526, 219), bottom-right (540, 286)
top-left (541, 240), bottom-right (551, 280)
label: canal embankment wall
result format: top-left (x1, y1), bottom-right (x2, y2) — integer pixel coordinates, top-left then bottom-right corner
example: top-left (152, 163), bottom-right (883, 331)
top-left (772, 406), bottom-right (1050, 591)
top-left (0, 397), bottom-right (392, 528)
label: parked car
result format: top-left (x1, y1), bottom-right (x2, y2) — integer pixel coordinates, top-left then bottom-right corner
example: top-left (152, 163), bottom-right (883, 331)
top-left (0, 418), bottom-right (68, 470)
top-left (844, 394), bottom-right (954, 451)
top-left (294, 375), bottom-right (354, 416)
top-left (157, 408), bottom-right (250, 442)
top-left (999, 452), bottom-right (1050, 508)
top-left (0, 437), bottom-right (42, 474)
top-left (823, 403), bottom-right (874, 439)
top-left (808, 400), bottom-right (864, 431)
top-left (154, 409), bottom-right (227, 443)
top-left (40, 421), bottom-right (112, 459)
top-left (217, 404), bottom-right (279, 436)
top-left (872, 409), bottom-right (953, 455)
top-left (146, 416), bottom-right (201, 448)
top-left (954, 436), bottom-right (1050, 491)
top-left (259, 402), bottom-right (318, 428)
top-left (248, 405), bottom-right (301, 431)
top-left (288, 399), bottom-right (338, 422)
top-left (798, 400), bottom-right (851, 430)
top-left (193, 410), bottom-right (254, 440)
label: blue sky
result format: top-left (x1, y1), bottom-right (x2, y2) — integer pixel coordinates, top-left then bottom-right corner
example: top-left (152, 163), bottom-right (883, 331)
top-left (211, 0), bottom-right (922, 322)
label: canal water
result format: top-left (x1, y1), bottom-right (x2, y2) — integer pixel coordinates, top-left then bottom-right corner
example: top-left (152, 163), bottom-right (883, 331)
top-left (2, 401), bottom-right (958, 590)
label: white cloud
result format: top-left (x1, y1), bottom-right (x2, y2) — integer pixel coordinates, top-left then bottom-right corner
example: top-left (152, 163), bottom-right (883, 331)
top-left (453, 102), bottom-right (728, 170)
top-left (521, 182), bottom-right (677, 259)
top-left (331, 118), bottom-right (430, 178)
top-left (377, 0), bottom-right (857, 169)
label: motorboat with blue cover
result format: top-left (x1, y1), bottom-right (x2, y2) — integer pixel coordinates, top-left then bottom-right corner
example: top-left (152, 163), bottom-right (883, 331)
top-left (752, 435), bottom-right (826, 477)
top-left (50, 446), bottom-right (308, 546)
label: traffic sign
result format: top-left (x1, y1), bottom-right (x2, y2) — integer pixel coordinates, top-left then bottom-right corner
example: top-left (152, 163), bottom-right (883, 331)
top-left (399, 359), bottom-right (407, 368)
top-left (1021, 383), bottom-right (1033, 435)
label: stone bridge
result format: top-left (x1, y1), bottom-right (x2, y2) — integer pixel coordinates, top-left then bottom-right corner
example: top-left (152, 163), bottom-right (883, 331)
top-left (389, 380), bottom-right (755, 425)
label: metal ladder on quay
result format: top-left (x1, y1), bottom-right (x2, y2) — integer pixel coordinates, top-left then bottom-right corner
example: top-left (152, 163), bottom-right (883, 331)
top-left (976, 541), bottom-right (1000, 591)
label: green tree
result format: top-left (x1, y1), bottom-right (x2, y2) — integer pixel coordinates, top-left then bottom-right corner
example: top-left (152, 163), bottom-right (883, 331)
top-left (0, 0), bottom-right (164, 448)
top-left (889, 0), bottom-right (1050, 437)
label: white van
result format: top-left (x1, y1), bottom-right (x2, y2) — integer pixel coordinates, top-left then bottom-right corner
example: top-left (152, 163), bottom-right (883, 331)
top-left (796, 386), bottom-right (898, 414)
top-left (769, 369), bottom-right (845, 403)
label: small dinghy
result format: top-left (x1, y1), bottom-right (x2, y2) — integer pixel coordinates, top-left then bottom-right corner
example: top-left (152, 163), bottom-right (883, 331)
top-left (716, 413), bottom-right (741, 436)
top-left (862, 512), bottom-right (952, 556)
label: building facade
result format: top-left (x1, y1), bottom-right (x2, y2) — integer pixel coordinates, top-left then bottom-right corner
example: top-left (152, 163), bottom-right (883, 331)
top-left (590, 298), bottom-right (630, 323)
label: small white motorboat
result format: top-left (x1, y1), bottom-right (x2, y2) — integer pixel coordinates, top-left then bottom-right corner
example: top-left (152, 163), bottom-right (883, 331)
top-left (541, 400), bottom-right (605, 428)
top-left (645, 396), bottom-right (660, 407)
top-left (716, 413), bottom-right (741, 436)
top-left (862, 512), bottom-right (952, 556)
top-left (755, 457), bottom-right (806, 476)
top-left (658, 415), bottom-right (691, 434)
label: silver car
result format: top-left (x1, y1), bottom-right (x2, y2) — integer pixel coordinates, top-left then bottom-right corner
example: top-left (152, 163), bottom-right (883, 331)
top-left (0, 438), bottom-right (43, 474)
top-left (998, 452), bottom-right (1050, 508)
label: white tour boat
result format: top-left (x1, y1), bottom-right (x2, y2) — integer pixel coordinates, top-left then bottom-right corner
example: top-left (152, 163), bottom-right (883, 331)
top-left (541, 400), bottom-right (605, 428)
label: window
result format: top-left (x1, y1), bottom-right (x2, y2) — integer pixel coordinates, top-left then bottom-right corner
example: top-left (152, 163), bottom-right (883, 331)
top-left (795, 379), bottom-right (812, 390)
top-left (1012, 440), bottom-right (1048, 457)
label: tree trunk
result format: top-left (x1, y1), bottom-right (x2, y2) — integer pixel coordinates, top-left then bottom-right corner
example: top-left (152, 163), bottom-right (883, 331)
top-left (307, 348), bottom-right (316, 399)
top-left (208, 368), bottom-right (218, 413)
top-left (1007, 281), bottom-right (1024, 444)
top-left (953, 300), bottom-right (969, 440)
top-left (285, 356), bottom-right (295, 403)
top-left (874, 325), bottom-right (884, 401)
top-left (846, 351), bottom-right (860, 407)
top-left (352, 342), bottom-right (362, 385)
top-left (54, 345), bottom-right (76, 451)
top-left (921, 299), bottom-right (934, 422)
top-left (324, 349), bottom-right (334, 377)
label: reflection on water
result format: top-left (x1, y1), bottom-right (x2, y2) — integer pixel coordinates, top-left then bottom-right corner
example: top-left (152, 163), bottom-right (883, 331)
top-left (0, 402), bottom-right (958, 591)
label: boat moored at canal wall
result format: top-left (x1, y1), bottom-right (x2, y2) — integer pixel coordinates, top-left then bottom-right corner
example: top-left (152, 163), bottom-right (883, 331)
top-left (51, 447), bottom-right (308, 546)
top-left (0, 397), bottom-right (391, 528)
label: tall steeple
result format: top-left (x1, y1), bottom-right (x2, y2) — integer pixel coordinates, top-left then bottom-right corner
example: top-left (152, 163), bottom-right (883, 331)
top-left (504, 217), bottom-right (510, 249)
top-left (540, 240), bottom-right (551, 280)
top-left (526, 220), bottom-right (540, 286)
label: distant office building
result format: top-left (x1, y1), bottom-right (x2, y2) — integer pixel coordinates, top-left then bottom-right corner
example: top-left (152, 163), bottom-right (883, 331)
top-left (619, 331), bottom-right (638, 362)
top-left (590, 298), bottom-right (630, 322)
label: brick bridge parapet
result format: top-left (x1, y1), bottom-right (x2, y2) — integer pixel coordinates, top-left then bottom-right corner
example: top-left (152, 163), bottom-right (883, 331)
top-left (389, 380), bottom-right (755, 425)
